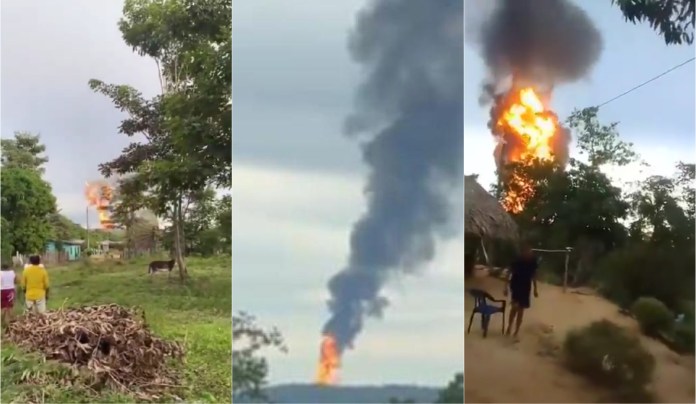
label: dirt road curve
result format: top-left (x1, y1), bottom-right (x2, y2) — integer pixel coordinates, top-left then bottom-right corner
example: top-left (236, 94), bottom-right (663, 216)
top-left (465, 272), bottom-right (695, 403)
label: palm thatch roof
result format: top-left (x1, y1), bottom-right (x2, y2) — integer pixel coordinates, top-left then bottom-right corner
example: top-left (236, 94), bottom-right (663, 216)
top-left (465, 175), bottom-right (518, 241)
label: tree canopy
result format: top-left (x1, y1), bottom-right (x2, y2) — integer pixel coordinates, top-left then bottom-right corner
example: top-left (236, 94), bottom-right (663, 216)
top-left (1, 131), bottom-right (49, 174)
top-left (612, 0), bottom-right (695, 45)
top-left (1, 167), bottom-right (57, 255)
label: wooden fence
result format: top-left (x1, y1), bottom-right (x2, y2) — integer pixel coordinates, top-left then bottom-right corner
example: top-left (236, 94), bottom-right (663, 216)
top-left (12, 251), bottom-right (70, 267)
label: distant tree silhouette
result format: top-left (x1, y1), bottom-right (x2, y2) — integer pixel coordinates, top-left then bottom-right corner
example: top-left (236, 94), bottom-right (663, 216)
top-left (435, 372), bottom-right (463, 403)
top-left (388, 398), bottom-right (416, 403)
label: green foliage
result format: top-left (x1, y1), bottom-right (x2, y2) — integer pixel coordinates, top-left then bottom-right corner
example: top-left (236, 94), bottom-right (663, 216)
top-left (48, 214), bottom-right (84, 241)
top-left (564, 320), bottom-right (655, 402)
top-left (232, 312), bottom-right (287, 402)
top-left (158, 190), bottom-right (230, 256)
top-left (0, 167), bottom-right (57, 254)
top-left (435, 372), bottom-right (463, 403)
top-left (672, 321), bottom-right (695, 354)
top-left (595, 243), bottom-right (693, 310)
top-left (567, 107), bottom-right (638, 168)
top-left (612, 0), bottom-right (695, 45)
top-left (118, 0), bottom-right (231, 187)
top-left (628, 170), bottom-right (695, 248)
top-left (1, 217), bottom-right (13, 263)
top-left (631, 297), bottom-right (674, 336)
top-left (0, 131), bottom-right (49, 174)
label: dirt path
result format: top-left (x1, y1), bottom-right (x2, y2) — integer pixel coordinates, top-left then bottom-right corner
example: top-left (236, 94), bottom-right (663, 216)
top-left (465, 271), bottom-right (695, 403)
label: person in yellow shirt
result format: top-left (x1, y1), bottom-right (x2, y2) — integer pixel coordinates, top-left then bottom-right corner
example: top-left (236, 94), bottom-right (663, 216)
top-left (21, 255), bottom-right (49, 314)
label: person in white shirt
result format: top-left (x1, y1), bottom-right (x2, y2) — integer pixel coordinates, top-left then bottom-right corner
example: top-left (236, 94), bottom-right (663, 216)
top-left (1, 263), bottom-right (18, 325)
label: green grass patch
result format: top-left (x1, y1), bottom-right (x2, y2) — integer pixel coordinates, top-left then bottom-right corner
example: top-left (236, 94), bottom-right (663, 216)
top-left (1, 255), bottom-right (231, 403)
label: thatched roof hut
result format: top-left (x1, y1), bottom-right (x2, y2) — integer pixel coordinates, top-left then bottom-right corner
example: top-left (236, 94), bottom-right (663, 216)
top-left (465, 175), bottom-right (518, 241)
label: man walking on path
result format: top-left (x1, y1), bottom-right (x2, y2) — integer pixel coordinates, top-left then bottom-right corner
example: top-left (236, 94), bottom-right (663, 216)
top-left (21, 256), bottom-right (50, 314)
top-left (503, 242), bottom-right (539, 340)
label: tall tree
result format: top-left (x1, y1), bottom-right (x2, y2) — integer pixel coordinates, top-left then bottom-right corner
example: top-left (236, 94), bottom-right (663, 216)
top-left (1, 131), bottom-right (49, 174)
top-left (1, 168), bottom-right (57, 255)
top-left (119, 0), bottom-right (231, 186)
top-left (612, 0), bottom-right (695, 45)
top-left (91, 0), bottom-right (231, 279)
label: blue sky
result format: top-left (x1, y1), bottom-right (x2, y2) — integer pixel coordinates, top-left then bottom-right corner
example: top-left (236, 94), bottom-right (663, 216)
top-left (232, 0), bottom-right (694, 387)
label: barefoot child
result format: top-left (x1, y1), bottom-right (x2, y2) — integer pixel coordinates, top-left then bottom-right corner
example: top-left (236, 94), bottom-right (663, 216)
top-left (1, 264), bottom-right (17, 325)
top-left (503, 242), bottom-right (539, 339)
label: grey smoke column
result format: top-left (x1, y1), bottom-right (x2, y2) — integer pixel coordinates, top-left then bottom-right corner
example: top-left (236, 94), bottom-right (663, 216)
top-left (322, 0), bottom-right (463, 353)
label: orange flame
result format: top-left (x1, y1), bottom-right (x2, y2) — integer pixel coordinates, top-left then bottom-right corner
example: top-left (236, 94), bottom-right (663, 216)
top-left (84, 182), bottom-right (115, 229)
top-left (495, 87), bottom-right (558, 213)
top-left (316, 334), bottom-right (340, 386)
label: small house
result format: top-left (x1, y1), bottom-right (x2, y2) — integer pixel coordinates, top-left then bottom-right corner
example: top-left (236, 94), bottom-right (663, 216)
top-left (45, 240), bottom-right (83, 261)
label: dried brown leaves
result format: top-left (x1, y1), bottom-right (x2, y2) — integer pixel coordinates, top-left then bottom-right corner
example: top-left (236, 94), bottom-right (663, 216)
top-left (4, 304), bottom-right (185, 400)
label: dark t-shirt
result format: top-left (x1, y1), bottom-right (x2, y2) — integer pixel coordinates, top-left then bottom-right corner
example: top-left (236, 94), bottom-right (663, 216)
top-left (510, 255), bottom-right (538, 289)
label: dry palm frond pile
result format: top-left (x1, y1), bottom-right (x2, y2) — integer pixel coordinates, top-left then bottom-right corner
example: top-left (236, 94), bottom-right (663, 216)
top-left (4, 304), bottom-right (185, 399)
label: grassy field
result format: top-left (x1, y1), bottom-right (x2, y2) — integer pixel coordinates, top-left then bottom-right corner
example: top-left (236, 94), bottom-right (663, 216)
top-left (1, 255), bottom-right (231, 403)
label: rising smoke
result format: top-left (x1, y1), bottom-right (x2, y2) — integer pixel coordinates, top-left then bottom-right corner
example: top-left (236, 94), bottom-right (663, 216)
top-left (469, 0), bottom-right (603, 168)
top-left (323, 0), bottom-right (463, 353)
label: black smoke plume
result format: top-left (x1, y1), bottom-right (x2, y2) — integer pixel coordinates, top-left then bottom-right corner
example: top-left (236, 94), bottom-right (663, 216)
top-left (322, 0), bottom-right (463, 353)
top-left (470, 0), bottom-right (603, 168)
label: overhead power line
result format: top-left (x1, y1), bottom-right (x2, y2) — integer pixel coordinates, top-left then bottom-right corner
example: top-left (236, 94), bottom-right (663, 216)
top-left (596, 56), bottom-right (695, 109)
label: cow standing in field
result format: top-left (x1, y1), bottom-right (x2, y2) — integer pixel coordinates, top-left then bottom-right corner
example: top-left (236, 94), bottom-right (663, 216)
top-left (148, 259), bottom-right (176, 277)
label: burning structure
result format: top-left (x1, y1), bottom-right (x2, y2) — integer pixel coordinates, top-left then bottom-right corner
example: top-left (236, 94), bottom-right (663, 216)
top-left (85, 180), bottom-right (116, 230)
top-left (317, 0), bottom-right (463, 384)
top-left (471, 0), bottom-right (603, 212)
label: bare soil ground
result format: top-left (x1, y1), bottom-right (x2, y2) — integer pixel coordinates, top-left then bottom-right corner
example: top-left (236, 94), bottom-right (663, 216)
top-left (465, 269), bottom-right (695, 403)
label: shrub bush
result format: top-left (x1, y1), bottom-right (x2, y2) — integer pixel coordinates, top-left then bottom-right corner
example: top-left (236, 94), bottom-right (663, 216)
top-left (631, 297), bottom-right (674, 337)
top-left (564, 320), bottom-right (655, 402)
top-left (593, 244), bottom-right (693, 311)
top-left (672, 322), bottom-right (695, 354)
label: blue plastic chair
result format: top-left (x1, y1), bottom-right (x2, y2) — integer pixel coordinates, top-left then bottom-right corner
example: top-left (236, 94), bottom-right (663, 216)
top-left (467, 288), bottom-right (507, 337)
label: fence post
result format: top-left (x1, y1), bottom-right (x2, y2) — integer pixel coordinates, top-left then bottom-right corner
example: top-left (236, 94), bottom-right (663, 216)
top-left (563, 247), bottom-right (571, 293)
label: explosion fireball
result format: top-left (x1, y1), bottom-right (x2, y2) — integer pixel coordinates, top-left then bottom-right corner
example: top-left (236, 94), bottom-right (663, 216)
top-left (85, 181), bottom-right (115, 229)
top-left (492, 86), bottom-right (562, 213)
top-left (470, 0), bottom-right (603, 213)
top-left (316, 334), bottom-right (340, 386)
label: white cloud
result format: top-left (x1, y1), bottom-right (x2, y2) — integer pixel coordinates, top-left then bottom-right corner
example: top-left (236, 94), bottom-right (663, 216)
top-left (233, 163), bottom-right (464, 385)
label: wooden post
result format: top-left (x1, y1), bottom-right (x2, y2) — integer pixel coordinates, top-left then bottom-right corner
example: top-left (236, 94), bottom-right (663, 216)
top-left (480, 238), bottom-right (490, 266)
top-left (563, 247), bottom-right (570, 293)
top-left (86, 206), bottom-right (90, 251)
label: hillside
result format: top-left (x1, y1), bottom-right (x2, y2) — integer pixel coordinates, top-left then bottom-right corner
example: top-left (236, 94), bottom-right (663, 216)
top-left (465, 270), bottom-right (695, 403)
top-left (236, 383), bottom-right (440, 403)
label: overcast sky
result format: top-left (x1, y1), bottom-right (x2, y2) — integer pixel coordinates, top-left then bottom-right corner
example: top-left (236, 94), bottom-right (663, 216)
top-left (1, 0), bottom-right (160, 227)
top-left (232, 0), bottom-right (694, 387)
